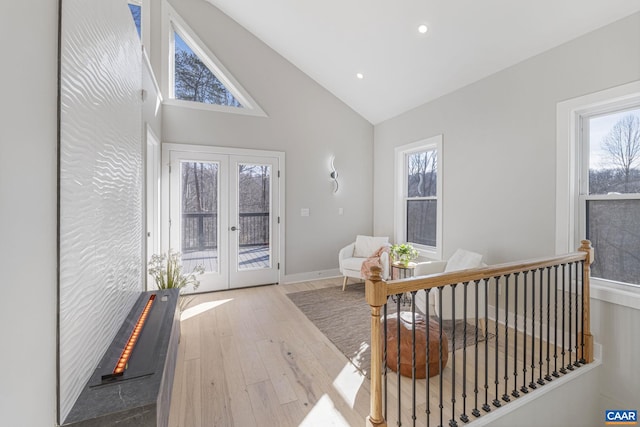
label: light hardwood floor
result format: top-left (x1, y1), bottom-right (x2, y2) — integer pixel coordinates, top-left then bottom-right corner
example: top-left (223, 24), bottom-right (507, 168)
top-left (168, 278), bottom-right (583, 427)
top-left (168, 278), bottom-right (372, 427)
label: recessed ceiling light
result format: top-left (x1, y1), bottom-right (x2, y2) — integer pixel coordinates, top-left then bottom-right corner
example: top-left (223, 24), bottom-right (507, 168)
top-left (356, 73), bottom-right (364, 80)
top-left (418, 24), bottom-right (428, 34)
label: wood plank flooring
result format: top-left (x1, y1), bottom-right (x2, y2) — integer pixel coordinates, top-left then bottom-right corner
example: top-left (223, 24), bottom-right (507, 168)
top-left (167, 278), bottom-right (584, 427)
top-left (168, 278), bottom-right (371, 427)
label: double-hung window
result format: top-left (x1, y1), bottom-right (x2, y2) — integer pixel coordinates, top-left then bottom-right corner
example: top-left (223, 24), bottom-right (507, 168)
top-left (579, 105), bottom-right (640, 286)
top-left (395, 135), bottom-right (443, 259)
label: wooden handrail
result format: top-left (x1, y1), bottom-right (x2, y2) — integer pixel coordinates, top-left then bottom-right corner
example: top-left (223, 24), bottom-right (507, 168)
top-left (382, 251), bottom-right (588, 296)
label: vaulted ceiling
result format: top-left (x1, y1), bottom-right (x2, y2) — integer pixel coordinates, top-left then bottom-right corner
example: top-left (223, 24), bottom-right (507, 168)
top-left (205, 0), bottom-right (640, 124)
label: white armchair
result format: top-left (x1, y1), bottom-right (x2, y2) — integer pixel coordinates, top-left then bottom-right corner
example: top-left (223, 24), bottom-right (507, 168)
top-left (338, 235), bottom-right (391, 291)
top-left (413, 249), bottom-right (486, 328)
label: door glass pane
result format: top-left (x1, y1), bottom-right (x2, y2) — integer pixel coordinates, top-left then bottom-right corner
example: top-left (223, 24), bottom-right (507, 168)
top-left (237, 163), bottom-right (271, 270)
top-left (181, 161), bottom-right (218, 273)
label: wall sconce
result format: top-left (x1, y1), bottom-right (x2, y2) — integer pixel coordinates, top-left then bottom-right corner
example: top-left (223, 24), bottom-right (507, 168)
top-left (330, 156), bottom-right (339, 193)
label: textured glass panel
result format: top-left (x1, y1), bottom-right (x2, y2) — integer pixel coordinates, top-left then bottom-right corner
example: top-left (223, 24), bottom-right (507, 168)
top-left (588, 109), bottom-right (640, 195)
top-left (587, 199), bottom-right (640, 285)
top-left (174, 32), bottom-right (243, 107)
top-left (406, 200), bottom-right (437, 247)
top-left (237, 164), bottom-right (271, 270)
top-left (407, 150), bottom-right (437, 197)
top-left (181, 161), bottom-right (219, 273)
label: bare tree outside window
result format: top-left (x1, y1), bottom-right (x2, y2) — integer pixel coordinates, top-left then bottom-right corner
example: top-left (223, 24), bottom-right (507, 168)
top-left (173, 32), bottom-right (242, 108)
top-left (602, 114), bottom-right (640, 192)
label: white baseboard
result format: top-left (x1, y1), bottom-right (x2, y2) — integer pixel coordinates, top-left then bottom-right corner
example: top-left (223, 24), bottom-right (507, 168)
top-left (282, 269), bottom-right (341, 284)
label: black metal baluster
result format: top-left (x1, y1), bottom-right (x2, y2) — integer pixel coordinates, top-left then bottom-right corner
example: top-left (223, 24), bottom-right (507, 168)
top-left (450, 285), bottom-right (458, 427)
top-left (397, 296), bottom-right (402, 425)
top-left (580, 260), bottom-right (586, 364)
top-left (425, 289), bottom-right (431, 427)
top-left (460, 282), bottom-right (469, 423)
top-left (482, 280), bottom-right (490, 413)
top-left (545, 267), bottom-right (552, 382)
top-left (512, 273), bottom-right (520, 398)
top-left (521, 271), bottom-right (529, 394)
top-left (502, 275), bottom-right (510, 403)
top-left (439, 287), bottom-right (444, 427)
top-left (529, 269), bottom-right (537, 390)
top-left (493, 277), bottom-right (501, 408)
top-left (560, 264), bottom-right (567, 375)
top-left (472, 280), bottom-right (481, 418)
top-left (567, 263), bottom-right (574, 372)
top-left (574, 261), bottom-right (580, 368)
top-left (537, 268), bottom-right (545, 386)
top-left (552, 265), bottom-right (560, 378)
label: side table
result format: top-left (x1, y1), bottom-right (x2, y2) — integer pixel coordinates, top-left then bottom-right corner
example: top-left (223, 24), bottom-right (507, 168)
top-left (390, 262), bottom-right (416, 305)
top-left (391, 261), bottom-right (417, 280)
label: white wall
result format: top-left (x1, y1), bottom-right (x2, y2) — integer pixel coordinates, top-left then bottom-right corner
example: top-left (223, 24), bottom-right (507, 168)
top-left (374, 11), bottom-right (640, 420)
top-left (591, 299), bottom-right (640, 412)
top-left (0, 0), bottom-right (58, 425)
top-left (480, 364), bottom-right (601, 427)
top-left (374, 12), bottom-right (640, 264)
top-left (158, 0), bottom-right (374, 277)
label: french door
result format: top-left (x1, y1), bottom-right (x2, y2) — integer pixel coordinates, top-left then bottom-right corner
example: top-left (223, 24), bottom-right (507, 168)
top-left (164, 145), bottom-right (282, 292)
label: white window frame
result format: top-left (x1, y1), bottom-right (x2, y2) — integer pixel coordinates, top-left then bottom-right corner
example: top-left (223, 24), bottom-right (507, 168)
top-left (394, 135), bottom-right (443, 260)
top-left (161, 2), bottom-right (267, 117)
top-left (556, 80), bottom-right (640, 309)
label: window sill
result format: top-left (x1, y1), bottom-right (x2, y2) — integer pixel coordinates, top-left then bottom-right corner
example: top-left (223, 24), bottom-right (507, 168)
top-left (163, 98), bottom-right (268, 118)
top-left (416, 247), bottom-right (440, 262)
top-left (591, 279), bottom-right (640, 310)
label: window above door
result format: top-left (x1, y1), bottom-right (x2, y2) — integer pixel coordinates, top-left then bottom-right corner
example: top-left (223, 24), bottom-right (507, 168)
top-left (161, 3), bottom-right (266, 117)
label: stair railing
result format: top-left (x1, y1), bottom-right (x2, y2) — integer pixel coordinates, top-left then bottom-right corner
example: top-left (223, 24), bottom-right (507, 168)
top-left (365, 240), bottom-right (594, 427)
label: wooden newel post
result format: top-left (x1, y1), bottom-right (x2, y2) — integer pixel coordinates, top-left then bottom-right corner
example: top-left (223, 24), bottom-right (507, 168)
top-left (365, 266), bottom-right (388, 427)
top-left (578, 239), bottom-right (594, 363)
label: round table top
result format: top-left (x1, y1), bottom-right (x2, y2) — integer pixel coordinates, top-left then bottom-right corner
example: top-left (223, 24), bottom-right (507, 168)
top-left (391, 261), bottom-right (417, 269)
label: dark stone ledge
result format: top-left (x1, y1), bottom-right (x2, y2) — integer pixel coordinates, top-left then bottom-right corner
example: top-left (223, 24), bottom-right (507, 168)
top-left (63, 289), bottom-right (180, 427)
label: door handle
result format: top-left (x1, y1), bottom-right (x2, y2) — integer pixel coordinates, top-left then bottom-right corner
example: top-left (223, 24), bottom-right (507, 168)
top-left (230, 226), bottom-right (239, 231)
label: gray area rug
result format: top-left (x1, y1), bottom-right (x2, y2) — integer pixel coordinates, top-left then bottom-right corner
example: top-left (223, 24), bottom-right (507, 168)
top-left (287, 282), bottom-right (491, 377)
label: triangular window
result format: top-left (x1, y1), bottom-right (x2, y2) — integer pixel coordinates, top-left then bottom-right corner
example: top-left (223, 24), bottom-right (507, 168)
top-left (164, 6), bottom-right (265, 116)
top-left (173, 32), bottom-right (242, 108)
top-left (127, 2), bottom-right (141, 38)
